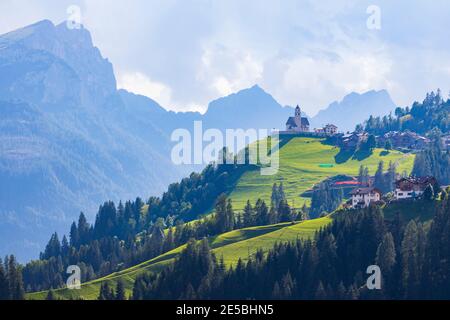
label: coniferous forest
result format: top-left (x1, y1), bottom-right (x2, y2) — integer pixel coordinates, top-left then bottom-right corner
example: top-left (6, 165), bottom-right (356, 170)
top-left (0, 129), bottom-right (449, 300)
top-left (1, 5), bottom-right (450, 305)
top-left (131, 195), bottom-right (450, 300)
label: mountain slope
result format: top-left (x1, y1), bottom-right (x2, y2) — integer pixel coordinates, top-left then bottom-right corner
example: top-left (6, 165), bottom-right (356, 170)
top-left (0, 21), bottom-right (189, 260)
top-left (228, 136), bottom-right (415, 211)
top-left (26, 135), bottom-right (416, 300)
top-left (27, 216), bottom-right (332, 300)
top-left (311, 90), bottom-right (397, 132)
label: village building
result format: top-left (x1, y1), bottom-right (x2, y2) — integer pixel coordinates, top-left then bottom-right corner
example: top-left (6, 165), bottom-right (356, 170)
top-left (394, 176), bottom-right (438, 200)
top-left (378, 130), bottom-right (430, 150)
top-left (338, 131), bottom-right (368, 150)
top-left (314, 124), bottom-right (338, 136)
top-left (350, 187), bottom-right (382, 209)
top-left (285, 105), bottom-right (310, 133)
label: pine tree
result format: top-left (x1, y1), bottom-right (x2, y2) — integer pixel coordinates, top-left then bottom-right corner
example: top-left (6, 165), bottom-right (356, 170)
top-left (98, 282), bottom-right (115, 300)
top-left (271, 281), bottom-right (281, 299)
top-left (374, 161), bottom-right (385, 192)
top-left (78, 212), bottom-right (91, 245)
top-left (46, 289), bottom-right (55, 300)
top-left (115, 280), bottom-right (126, 300)
top-left (376, 232), bottom-right (396, 295)
top-left (281, 272), bottom-right (294, 299)
top-left (376, 233), bottom-right (396, 273)
top-left (42, 233), bottom-right (61, 260)
top-left (278, 183), bottom-right (286, 203)
top-left (256, 201), bottom-right (269, 225)
top-left (358, 166), bottom-right (370, 186)
top-left (269, 205), bottom-right (278, 224)
top-left (243, 200), bottom-right (254, 227)
top-left (214, 194), bottom-right (229, 233)
top-left (401, 221), bottom-right (420, 298)
top-left (226, 199), bottom-right (235, 232)
top-left (0, 258), bottom-right (8, 299)
top-left (278, 200), bottom-right (292, 222)
top-left (386, 161), bottom-right (397, 192)
top-left (6, 255), bottom-right (24, 300)
top-left (69, 221), bottom-right (79, 247)
top-left (61, 235), bottom-right (70, 258)
top-left (271, 183), bottom-right (279, 207)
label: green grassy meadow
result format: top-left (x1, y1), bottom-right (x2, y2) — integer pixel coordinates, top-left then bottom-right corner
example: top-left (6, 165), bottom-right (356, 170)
top-left (27, 217), bottom-right (331, 300)
top-left (229, 136), bottom-right (415, 210)
top-left (27, 136), bottom-right (415, 300)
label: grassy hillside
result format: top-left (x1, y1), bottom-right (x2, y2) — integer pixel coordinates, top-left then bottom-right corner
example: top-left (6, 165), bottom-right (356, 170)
top-left (27, 136), bottom-right (415, 300)
top-left (229, 136), bottom-right (415, 210)
top-left (27, 216), bottom-right (331, 300)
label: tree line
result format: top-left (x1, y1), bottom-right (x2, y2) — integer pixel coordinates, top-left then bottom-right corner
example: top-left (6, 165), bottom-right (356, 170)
top-left (0, 255), bottom-right (25, 300)
top-left (19, 158), bottom-right (256, 292)
top-left (413, 138), bottom-right (450, 185)
top-left (19, 179), bottom-right (303, 293)
top-left (363, 90), bottom-right (449, 136)
top-left (130, 192), bottom-right (450, 300)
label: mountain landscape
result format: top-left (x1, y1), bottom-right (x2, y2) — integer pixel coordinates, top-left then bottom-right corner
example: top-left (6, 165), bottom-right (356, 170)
top-left (1, 0), bottom-right (450, 306)
top-left (27, 135), bottom-right (414, 300)
top-left (0, 21), bottom-right (399, 261)
top-left (0, 15), bottom-right (449, 303)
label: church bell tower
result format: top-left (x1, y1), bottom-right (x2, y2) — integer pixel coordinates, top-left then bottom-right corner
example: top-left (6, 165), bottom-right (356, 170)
top-left (295, 105), bottom-right (301, 120)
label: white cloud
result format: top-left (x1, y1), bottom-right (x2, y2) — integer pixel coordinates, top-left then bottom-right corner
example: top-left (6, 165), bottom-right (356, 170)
top-left (117, 72), bottom-right (173, 108)
top-left (262, 43), bottom-right (393, 116)
top-left (2, 0), bottom-right (450, 113)
top-left (198, 46), bottom-right (263, 98)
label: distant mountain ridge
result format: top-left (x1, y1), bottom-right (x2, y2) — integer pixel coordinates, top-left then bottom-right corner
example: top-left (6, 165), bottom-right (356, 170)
top-left (311, 90), bottom-right (397, 132)
top-left (203, 85), bottom-right (296, 131)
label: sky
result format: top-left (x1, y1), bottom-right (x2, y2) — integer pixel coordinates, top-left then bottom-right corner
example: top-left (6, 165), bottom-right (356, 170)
top-left (1, 0), bottom-right (450, 116)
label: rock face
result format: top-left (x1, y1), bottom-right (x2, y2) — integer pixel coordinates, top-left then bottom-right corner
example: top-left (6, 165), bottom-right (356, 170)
top-left (0, 20), bottom-right (393, 261)
top-left (311, 90), bottom-right (397, 132)
top-left (0, 21), bottom-right (189, 261)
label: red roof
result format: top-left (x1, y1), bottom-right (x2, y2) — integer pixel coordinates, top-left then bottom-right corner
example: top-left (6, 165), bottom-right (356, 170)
top-left (334, 181), bottom-right (360, 186)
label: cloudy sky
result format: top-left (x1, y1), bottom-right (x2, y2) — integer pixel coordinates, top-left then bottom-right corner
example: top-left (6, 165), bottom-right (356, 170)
top-left (1, 0), bottom-right (449, 115)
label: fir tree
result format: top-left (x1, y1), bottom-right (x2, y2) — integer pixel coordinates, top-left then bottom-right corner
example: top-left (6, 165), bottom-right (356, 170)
top-left (115, 280), bottom-right (126, 300)
top-left (243, 200), bottom-right (254, 227)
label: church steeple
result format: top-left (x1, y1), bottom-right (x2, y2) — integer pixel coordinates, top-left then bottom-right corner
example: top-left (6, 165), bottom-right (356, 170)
top-left (295, 105), bottom-right (301, 119)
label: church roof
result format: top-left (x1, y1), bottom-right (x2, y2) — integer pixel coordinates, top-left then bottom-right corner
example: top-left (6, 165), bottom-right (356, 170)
top-left (286, 116), bottom-right (309, 127)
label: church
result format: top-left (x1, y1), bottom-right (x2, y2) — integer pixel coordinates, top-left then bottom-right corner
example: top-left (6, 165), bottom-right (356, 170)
top-left (285, 105), bottom-right (310, 132)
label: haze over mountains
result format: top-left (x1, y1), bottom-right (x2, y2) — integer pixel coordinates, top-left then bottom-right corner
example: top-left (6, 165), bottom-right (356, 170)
top-left (0, 20), bottom-right (397, 261)
top-left (310, 90), bottom-right (396, 132)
